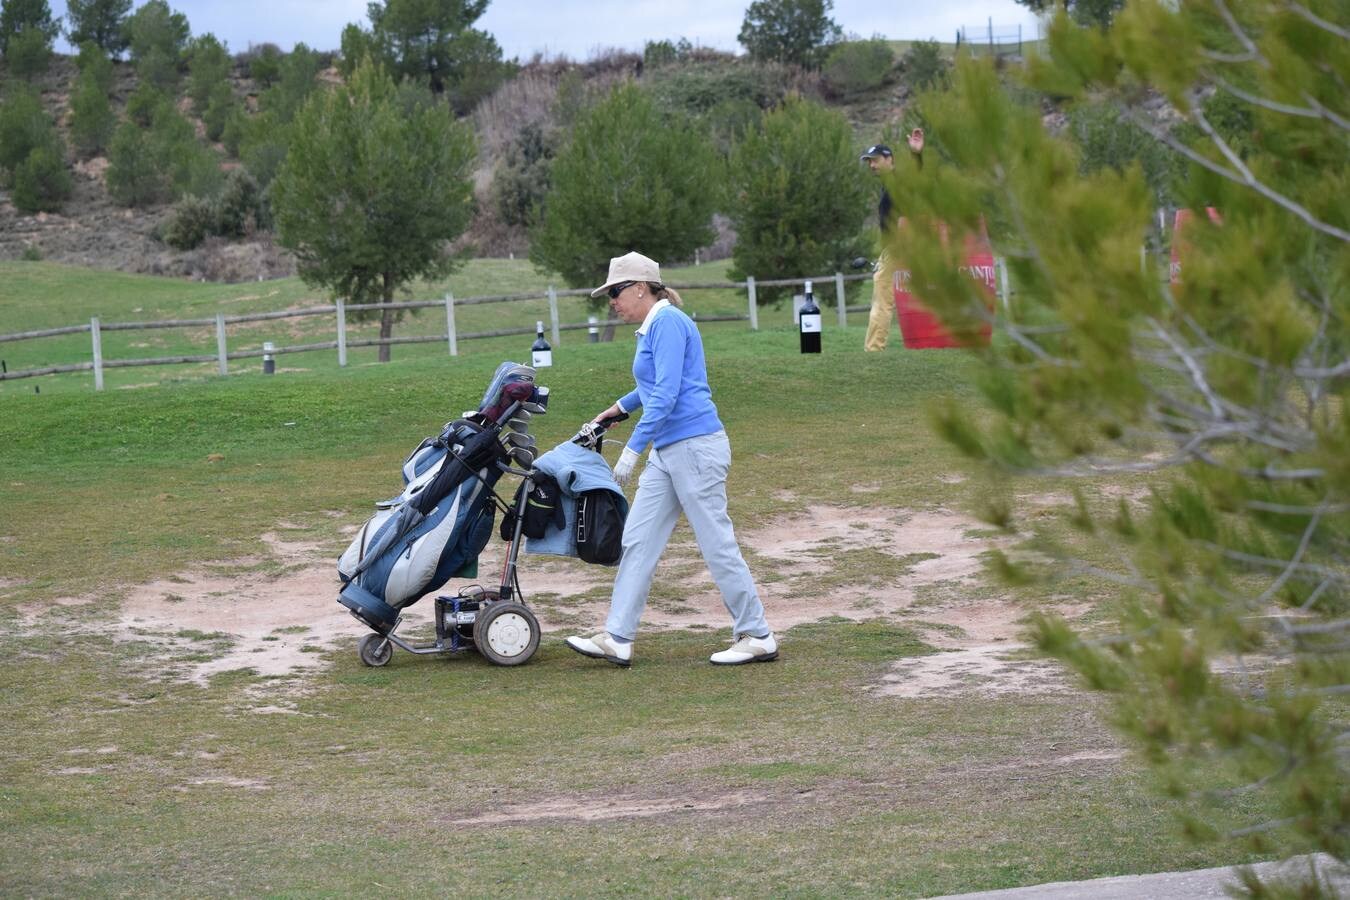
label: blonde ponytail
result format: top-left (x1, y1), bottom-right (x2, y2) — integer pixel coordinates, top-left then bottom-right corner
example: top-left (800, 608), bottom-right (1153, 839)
top-left (655, 284), bottom-right (684, 307)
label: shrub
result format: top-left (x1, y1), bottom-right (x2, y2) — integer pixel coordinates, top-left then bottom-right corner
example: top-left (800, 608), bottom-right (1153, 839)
top-left (822, 37), bottom-right (893, 98)
top-left (20, 243), bottom-right (41, 260)
top-left (903, 39), bottom-right (947, 91)
top-left (0, 85), bottom-right (56, 183)
top-left (703, 97), bottom-right (762, 155)
top-left (162, 193), bottom-right (212, 248)
top-left (647, 60), bottom-right (794, 115)
top-left (242, 42), bottom-right (282, 85)
top-left (491, 121), bottom-right (555, 229)
top-left (6, 26), bottom-right (52, 78)
top-left (202, 81), bottom-right (234, 142)
top-left (74, 39), bottom-right (114, 92)
top-left (726, 95), bottom-right (871, 304)
top-left (69, 74), bottom-right (115, 156)
top-left (105, 121), bottom-right (165, 205)
top-left (212, 167), bottom-right (262, 236)
top-left (125, 81), bottom-right (164, 127)
top-left (187, 33), bottom-right (231, 116)
top-left (11, 143), bottom-right (71, 212)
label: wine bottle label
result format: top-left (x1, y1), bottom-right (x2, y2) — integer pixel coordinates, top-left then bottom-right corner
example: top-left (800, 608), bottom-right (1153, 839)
top-left (800, 314), bottom-right (822, 334)
top-left (532, 350), bottom-right (553, 368)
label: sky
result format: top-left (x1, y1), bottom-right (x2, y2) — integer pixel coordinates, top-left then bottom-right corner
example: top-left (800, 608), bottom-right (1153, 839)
top-left (45, 1), bottom-right (1046, 59)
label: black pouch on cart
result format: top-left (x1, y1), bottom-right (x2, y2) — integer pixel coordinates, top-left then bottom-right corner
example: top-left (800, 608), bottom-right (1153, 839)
top-left (576, 488), bottom-right (625, 565)
top-left (500, 473), bottom-right (565, 541)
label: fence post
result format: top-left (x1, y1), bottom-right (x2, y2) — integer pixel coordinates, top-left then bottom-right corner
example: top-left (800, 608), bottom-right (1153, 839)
top-left (547, 285), bottom-right (560, 346)
top-left (834, 272), bottom-right (847, 328)
top-left (90, 316), bottom-right (103, 391)
top-left (215, 313), bottom-right (228, 376)
top-left (336, 299), bottom-right (348, 367)
top-left (746, 277), bottom-right (758, 331)
top-left (444, 292), bottom-right (457, 357)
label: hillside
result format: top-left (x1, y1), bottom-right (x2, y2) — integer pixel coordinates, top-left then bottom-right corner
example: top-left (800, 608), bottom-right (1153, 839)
top-left (0, 42), bottom-right (946, 282)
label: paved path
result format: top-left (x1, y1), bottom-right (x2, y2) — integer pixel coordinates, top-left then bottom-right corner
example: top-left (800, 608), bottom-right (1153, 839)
top-left (931, 854), bottom-right (1346, 899)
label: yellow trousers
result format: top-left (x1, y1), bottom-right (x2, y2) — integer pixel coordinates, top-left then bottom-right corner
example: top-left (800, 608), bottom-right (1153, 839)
top-left (865, 251), bottom-right (896, 352)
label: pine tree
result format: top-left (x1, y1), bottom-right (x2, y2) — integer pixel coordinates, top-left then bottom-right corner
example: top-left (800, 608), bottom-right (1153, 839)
top-left (271, 62), bottom-right (476, 363)
top-left (64, 0), bottom-right (131, 58)
top-left (898, 2), bottom-right (1349, 888)
top-left (0, 0), bottom-right (58, 77)
top-left (726, 95), bottom-right (872, 304)
top-left (737, 0), bottom-right (842, 69)
top-left (529, 82), bottom-right (721, 303)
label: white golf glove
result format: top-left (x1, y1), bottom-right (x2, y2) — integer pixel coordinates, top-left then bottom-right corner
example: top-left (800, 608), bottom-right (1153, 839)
top-left (613, 446), bottom-right (641, 486)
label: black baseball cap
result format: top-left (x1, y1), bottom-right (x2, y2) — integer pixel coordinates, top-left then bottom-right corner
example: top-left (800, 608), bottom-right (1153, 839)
top-left (860, 144), bottom-right (893, 161)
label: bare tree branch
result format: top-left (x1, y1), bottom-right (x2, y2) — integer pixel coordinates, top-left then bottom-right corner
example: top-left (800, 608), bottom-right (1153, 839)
top-left (1284, 1), bottom-right (1350, 40)
top-left (1211, 0), bottom-right (1262, 58)
top-left (1122, 106), bottom-right (1350, 243)
top-left (1260, 504), bottom-right (1326, 604)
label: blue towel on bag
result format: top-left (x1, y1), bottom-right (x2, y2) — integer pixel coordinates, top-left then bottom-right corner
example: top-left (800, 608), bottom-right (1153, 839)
top-left (525, 441), bottom-right (629, 557)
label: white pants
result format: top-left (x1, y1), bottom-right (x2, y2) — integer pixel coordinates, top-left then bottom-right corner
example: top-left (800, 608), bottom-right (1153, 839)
top-left (605, 431), bottom-right (770, 641)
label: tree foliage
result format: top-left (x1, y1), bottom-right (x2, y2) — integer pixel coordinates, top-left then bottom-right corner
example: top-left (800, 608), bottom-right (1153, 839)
top-left (106, 100), bottom-right (220, 206)
top-left (0, 0), bottom-right (57, 77)
top-left (12, 142), bottom-right (70, 212)
top-left (343, 0), bottom-right (510, 113)
top-left (725, 95), bottom-right (871, 304)
top-left (0, 83), bottom-right (58, 186)
top-left (64, 0), bottom-right (131, 58)
top-left (0, 0), bottom-right (57, 55)
top-left (70, 41), bottom-right (116, 156)
top-left (187, 33), bottom-right (231, 116)
top-left (903, 39), bottom-right (948, 92)
top-left (737, 0), bottom-right (842, 69)
top-left (528, 82), bottom-right (721, 302)
top-left (124, 0), bottom-right (190, 90)
top-left (271, 62), bottom-right (476, 362)
top-left (899, 3), bottom-right (1349, 887)
top-left (821, 37), bottom-right (893, 99)
top-left (1013, 0), bottom-right (1124, 28)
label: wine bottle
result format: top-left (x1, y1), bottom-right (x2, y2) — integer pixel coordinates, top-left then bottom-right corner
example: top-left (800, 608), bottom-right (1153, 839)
top-left (531, 320), bottom-right (553, 368)
top-left (799, 280), bottom-right (821, 353)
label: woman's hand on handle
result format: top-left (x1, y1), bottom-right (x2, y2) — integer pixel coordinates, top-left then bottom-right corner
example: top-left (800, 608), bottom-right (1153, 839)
top-left (593, 403), bottom-right (625, 426)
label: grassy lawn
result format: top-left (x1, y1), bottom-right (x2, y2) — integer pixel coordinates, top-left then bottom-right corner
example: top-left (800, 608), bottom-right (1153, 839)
top-left (0, 259), bottom-right (871, 394)
top-left (0, 263), bottom-right (1275, 896)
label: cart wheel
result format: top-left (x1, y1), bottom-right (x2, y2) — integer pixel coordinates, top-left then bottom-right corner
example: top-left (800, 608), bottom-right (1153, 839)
top-left (357, 633), bottom-right (393, 667)
top-left (472, 602), bottom-right (539, 666)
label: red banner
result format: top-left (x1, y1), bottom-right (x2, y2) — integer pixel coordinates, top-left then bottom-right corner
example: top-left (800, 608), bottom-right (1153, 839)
top-left (1169, 207), bottom-right (1222, 284)
top-left (892, 219), bottom-right (995, 349)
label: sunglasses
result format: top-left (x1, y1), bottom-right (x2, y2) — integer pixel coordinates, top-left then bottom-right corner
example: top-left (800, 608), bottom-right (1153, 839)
top-left (607, 281), bottom-right (635, 300)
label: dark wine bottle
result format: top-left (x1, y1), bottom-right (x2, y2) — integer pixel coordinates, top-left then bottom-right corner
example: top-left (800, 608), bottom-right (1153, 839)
top-left (531, 320), bottom-right (553, 368)
top-left (799, 280), bottom-right (821, 353)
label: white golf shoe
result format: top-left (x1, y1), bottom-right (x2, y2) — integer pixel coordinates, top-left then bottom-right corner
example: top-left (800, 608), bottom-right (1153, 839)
top-left (566, 632), bottom-right (633, 667)
top-left (710, 633), bottom-right (778, 665)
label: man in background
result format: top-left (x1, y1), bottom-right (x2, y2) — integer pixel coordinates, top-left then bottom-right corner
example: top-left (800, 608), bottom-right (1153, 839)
top-left (861, 129), bottom-right (924, 351)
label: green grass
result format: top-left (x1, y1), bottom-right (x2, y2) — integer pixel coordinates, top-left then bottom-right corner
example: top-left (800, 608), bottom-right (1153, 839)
top-left (0, 259), bottom-right (872, 395)
top-left (0, 262), bottom-right (1274, 895)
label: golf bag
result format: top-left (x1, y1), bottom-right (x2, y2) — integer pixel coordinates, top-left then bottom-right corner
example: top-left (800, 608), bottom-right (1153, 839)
top-left (336, 363), bottom-right (543, 634)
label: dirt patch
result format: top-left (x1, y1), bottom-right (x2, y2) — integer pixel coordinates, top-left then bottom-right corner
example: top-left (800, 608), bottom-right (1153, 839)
top-left (445, 791), bottom-right (764, 826)
top-left (18, 504), bottom-right (1067, 695)
top-left (872, 645), bottom-right (1073, 698)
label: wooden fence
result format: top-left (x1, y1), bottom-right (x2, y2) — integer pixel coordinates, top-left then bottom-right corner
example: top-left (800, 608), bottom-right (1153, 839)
top-left (0, 273), bottom-right (882, 391)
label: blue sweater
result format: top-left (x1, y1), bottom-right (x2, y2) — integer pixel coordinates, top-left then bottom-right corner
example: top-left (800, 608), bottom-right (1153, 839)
top-left (618, 304), bottom-right (723, 452)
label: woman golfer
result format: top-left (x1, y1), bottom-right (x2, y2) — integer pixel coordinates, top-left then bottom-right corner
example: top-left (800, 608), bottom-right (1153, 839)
top-left (566, 251), bottom-right (777, 667)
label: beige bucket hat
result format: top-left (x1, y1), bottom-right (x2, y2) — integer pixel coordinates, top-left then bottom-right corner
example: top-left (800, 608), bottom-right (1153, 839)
top-left (590, 251), bottom-right (662, 298)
